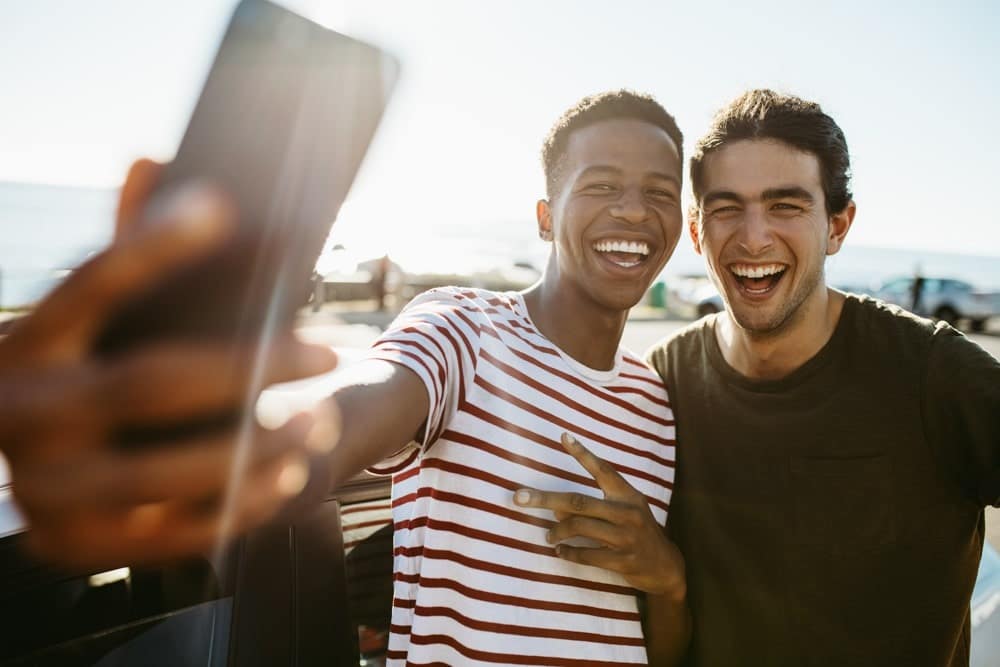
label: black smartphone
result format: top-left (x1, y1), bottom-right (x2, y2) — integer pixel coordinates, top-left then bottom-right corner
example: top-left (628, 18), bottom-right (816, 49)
top-left (95, 0), bottom-right (399, 357)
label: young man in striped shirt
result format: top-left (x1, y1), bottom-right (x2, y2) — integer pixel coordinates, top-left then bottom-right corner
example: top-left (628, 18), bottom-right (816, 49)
top-left (320, 90), bottom-right (689, 665)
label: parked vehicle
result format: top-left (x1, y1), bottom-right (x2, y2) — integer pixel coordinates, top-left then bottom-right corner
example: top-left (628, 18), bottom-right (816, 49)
top-left (872, 276), bottom-right (1000, 331)
top-left (654, 274), bottom-right (722, 319)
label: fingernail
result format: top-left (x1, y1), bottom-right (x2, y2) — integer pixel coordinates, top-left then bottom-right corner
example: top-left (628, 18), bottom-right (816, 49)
top-left (545, 529), bottom-right (554, 544)
top-left (514, 489), bottom-right (533, 505)
top-left (561, 433), bottom-right (577, 448)
top-left (160, 185), bottom-right (232, 240)
top-left (276, 456), bottom-right (309, 497)
top-left (305, 401), bottom-right (340, 454)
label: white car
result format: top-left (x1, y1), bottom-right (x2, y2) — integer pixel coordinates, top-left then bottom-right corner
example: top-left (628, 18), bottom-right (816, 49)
top-left (873, 276), bottom-right (1000, 331)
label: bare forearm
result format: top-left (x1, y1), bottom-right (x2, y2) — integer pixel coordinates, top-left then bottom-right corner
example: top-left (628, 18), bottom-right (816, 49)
top-left (645, 586), bottom-right (691, 667)
top-left (319, 359), bottom-right (429, 489)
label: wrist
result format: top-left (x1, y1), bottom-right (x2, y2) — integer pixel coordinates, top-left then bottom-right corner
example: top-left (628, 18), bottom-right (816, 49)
top-left (651, 575), bottom-right (687, 604)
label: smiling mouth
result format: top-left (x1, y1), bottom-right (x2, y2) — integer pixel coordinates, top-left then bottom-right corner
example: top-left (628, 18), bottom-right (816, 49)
top-left (729, 263), bottom-right (788, 295)
top-left (593, 239), bottom-right (651, 268)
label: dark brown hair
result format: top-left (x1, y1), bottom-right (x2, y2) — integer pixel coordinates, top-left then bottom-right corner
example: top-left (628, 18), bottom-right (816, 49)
top-left (691, 89), bottom-right (853, 215)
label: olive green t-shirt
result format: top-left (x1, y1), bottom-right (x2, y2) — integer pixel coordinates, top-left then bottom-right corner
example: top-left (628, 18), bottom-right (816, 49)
top-left (646, 295), bottom-right (1000, 667)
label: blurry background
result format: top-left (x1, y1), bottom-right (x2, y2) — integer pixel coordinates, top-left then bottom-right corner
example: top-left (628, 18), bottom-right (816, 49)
top-left (1, 0), bottom-right (998, 311)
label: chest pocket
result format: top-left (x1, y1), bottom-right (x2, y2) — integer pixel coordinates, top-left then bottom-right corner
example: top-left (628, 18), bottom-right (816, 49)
top-left (789, 453), bottom-right (896, 557)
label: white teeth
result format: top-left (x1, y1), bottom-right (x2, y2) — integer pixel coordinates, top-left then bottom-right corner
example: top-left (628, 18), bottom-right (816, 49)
top-left (730, 263), bottom-right (786, 278)
top-left (592, 239), bottom-right (650, 256)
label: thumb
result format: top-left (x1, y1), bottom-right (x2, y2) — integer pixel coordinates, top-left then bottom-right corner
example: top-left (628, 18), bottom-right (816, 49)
top-left (115, 158), bottom-right (164, 242)
top-left (6, 185), bottom-right (234, 365)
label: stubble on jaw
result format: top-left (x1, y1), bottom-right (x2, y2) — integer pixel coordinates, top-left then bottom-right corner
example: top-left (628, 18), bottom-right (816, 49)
top-left (727, 249), bottom-right (828, 340)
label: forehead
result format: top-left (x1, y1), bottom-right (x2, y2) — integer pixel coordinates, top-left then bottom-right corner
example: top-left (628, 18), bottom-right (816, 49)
top-left (700, 139), bottom-right (822, 197)
top-left (562, 118), bottom-right (681, 180)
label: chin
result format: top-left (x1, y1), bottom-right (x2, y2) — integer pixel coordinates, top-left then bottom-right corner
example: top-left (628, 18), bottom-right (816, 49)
top-left (729, 302), bottom-right (797, 336)
top-left (597, 288), bottom-right (645, 313)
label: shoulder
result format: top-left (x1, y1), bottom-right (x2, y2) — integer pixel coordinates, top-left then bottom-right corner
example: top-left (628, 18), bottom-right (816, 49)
top-left (842, 293), bottom-right (941, 352)
top-left (839, 292), bottom-right (1000, 378)
top-left (644, 315), bottom-right (715, 369)
top-left (385, 286), bottom-right (527, 350)
top-left (619, 347), bottom-right (664, 381)
top-left (403, 286), bottom-right (516, 320)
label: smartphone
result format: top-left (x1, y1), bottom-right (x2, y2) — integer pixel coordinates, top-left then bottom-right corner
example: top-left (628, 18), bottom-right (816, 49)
top-left (95, 0), bottom-right (399, 357)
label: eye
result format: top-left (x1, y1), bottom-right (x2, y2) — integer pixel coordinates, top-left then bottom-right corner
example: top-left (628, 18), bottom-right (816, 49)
top-left (585, 183), bottom-right (616, 192)
top-left (646, 188), bottom-right (677, 201)
top-left (707, 205), bottom-right (740, 218)
top-left (772, 202), bottom-right (804, 212)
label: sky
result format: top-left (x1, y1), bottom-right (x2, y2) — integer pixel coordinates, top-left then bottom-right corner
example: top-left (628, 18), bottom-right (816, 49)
top-left (2, 0), bottom-right (999, 262)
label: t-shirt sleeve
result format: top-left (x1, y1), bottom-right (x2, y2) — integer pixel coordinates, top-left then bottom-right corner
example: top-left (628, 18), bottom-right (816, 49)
top-left (363, 288), bottom-right (481, 472)
top-left (923, 324), bottom-right (1000, 507)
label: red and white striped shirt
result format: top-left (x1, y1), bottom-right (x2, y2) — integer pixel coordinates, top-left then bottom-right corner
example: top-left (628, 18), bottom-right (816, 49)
top-left (366, 287), bottom-right (676, 666)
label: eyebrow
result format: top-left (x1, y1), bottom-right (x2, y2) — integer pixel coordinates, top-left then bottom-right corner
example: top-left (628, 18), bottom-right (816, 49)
top-left (578, 166), bottom-right (681, 188)
top-left (761, 186), bottom-right (814, 203)
top-left (702, 186), bottom-right (815, 206)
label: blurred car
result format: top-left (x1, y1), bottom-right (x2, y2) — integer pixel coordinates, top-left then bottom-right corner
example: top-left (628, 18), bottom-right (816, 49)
top-left (695, 290), bottom-right (725, 317)
top-left (657, 274), bottom-right (721, 319)
top-left (872, 276), bottom-right (1000, 331)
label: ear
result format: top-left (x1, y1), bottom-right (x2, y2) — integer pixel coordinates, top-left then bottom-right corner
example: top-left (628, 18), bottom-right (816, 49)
top-left (115, 158), bottom-right (164, 242)
top-left (825, 200), bottom-right (856, 256)
top-left (688, 205), bottom-right (703, 256)
top-left (536, 199), bottom-right (553, 242)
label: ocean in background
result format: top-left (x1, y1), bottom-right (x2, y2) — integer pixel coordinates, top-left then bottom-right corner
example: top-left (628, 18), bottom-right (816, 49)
top-left (2, 181), bottom-right (999, 308)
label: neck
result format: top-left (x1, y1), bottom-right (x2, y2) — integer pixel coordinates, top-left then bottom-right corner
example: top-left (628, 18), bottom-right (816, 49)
top-left (521, 261), bottom-right (628, 372)
top-left (716, 286), bottom-right (845, 381)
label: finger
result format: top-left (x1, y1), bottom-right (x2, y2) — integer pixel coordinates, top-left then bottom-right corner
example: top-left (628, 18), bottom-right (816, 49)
top-left (0, 364), bottom-right (103, 455)
top-left (546, 516), bottom-right (627, 550)
top-left (8, 185), bottom-right (234, 363)
top-left (14, 413), bottom-right (315, 513)
top-left (25, 451), bottom-right (309, 570)
top-left (97, 337), bottom-right (337, 424)
top-left (559, 433), bottom-right (637, 499)
top-left (116, 158), bottom-right (164, 241)
top-left (514, 487), bottom-right (631, 524)
top-left (554, 543), bottom-right (629, 574)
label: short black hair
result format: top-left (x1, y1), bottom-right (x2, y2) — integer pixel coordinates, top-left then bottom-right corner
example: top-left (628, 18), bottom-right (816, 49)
top-left (691, 89), bottom-right (853, 215)
top-left (541, 90), bottom-right (683, 199)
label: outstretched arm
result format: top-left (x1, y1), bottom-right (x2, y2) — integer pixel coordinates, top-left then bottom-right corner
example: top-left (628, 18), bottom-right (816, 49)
top-left (513, 433), bottom-right (690, 666)
top-left (1, 160), bottom-right (337, 569)
top-left (315, 358), bottom-right (431, 490)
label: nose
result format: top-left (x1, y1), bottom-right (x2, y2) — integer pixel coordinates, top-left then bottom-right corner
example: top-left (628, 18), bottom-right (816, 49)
top-left (609, 187), bottom-right (648, 224)
top-left (736, 205), bottom-right (774, 255)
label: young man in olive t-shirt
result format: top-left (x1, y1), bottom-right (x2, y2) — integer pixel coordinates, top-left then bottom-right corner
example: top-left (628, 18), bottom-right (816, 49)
top-left (645, 90), bottom-right (1000, 666)
top-left (519, 90), bottom-right (1000, 666)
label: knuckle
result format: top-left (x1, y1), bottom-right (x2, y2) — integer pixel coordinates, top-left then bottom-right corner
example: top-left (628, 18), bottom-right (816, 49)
top-left (569, 493), bottom-right (588, 512)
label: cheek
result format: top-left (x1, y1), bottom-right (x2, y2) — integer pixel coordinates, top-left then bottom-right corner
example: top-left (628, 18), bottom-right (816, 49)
top-left (660, 209), bottom-right (684, 242)
top-left (697, 224), bottom-right (725, 258)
